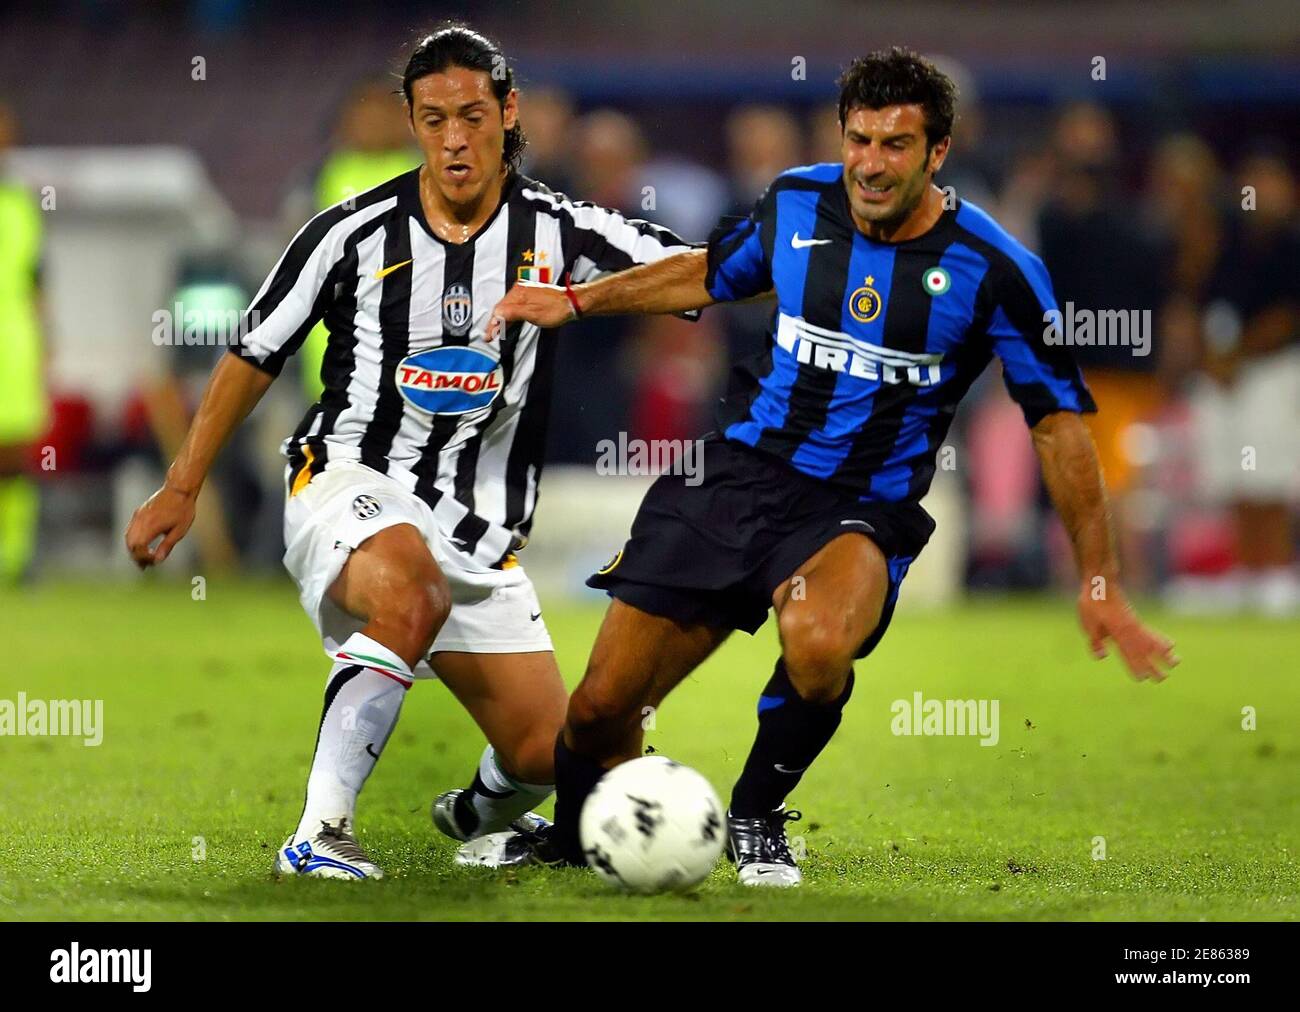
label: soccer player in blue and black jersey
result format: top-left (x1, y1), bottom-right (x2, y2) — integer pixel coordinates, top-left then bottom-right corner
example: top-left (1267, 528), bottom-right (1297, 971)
top-left (489, 49), bottom-right (1178, 885)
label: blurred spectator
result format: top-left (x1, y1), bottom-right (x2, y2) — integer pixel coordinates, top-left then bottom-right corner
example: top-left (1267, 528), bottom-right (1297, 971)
top-left (128, 253), bottom-right (267, 571)
top-left (519, 86), bottom-right (576, 195)
top-left (809, 101), bottom-right (843, 164)
top-left (640, 154), bottom-right (727, 242)
top-left (1146, 135), bottom-right (1224, 302)
top-left (930, 55), bottom-right (999, 209)
top-left (1180, 147), bottom-right (1300, 615)
top-left (558, 109), bottom-right (726, 458)
top-left (546, 110), bottom-right (653, 464)
top-left (725, 105), bottom-right (803, 210)
top-left (997, 145), bottom-right (1056, 251)
top-left (1037, 103), bottom-right (1169, 585)
top-left (572, 106), bottom-right (728, 238)
top-left (0, 101), bottom-right (48, 583)
top-left (299, 79), bottom-right (419, 400)
top-left (574, 109), bottom-right (647, 210)
top-left (1144, 134), bottom-right (1225, 386)
top-left (314, 79), bottom-right (418, 209)
top-left (626, 143), bottom-right (727, 431)
top-left (629, 313), bottom-right (725, 445)
top-left (716, 105), bottom-right (803, 374)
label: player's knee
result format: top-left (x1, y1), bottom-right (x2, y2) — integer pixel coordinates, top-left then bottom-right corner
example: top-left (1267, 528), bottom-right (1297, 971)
top-left (778, 608), bottom-right (862, 703)
top-left (567, 678), bottom-right (636, 740)
top-left (497, 732), bottom-right (556, 787)
top-left (378, 576), bottom-right (451, 659)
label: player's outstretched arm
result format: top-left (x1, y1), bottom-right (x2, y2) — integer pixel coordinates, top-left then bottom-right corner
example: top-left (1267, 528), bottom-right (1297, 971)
top-left (124, 353), bottom-right (274, 568)
top-left (489, 248), bottom-right (713, 339)
top-left (1030, 410), bottom-right (1178, 682)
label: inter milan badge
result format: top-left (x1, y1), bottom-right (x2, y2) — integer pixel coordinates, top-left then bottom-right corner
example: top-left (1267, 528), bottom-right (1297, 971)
top-left (442, 282), bottom-right (473, 337)
top-left (351, 494), bottom-right (382, 520)
top-left (922, 266), bottom-right (951, 296)
top-left (848, 275), bottom-right (882, 323)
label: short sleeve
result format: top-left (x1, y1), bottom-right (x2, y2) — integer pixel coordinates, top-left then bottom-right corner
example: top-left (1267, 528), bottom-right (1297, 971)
top-left (986, 252), bottom-right (1097, 427)
top-left (558, 200), bottom-right (695, 284)
top-left (705, 189), bottom-right (773, 302)
top-left (228, 197), bottom-right (392, 377)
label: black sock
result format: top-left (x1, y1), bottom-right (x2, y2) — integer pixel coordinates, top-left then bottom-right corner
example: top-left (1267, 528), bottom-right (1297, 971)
top-left (729, 659), bottom-right (854, 818)
top-left (452, 768), bottom-right (511, 837)
top-left (553, 733), bottom-right (607, 865)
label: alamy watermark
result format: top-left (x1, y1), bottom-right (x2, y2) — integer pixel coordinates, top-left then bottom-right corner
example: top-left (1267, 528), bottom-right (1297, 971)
top-left (0, 693), bottom-right (103, 746)
top-left (50, 944), bottom-right (150, 991)
top-left (1043, 303), bottom-right (1151, 358)
top-left (151, 303), bottom-right (258, 347)
top-left (890, 691), bottom-right (999, 746)
top-left (595, 433), bottom-right (704, 486)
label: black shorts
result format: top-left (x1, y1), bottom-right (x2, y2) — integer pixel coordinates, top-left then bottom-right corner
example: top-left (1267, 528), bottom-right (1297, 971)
top-left (587, 436), bottom-right (935, 658)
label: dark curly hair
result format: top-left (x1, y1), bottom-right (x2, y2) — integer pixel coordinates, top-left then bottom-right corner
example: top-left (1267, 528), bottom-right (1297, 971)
top-left (401, 23), bottom-right (527, 170)
top-left (837, 47), bottom-right (957, 150)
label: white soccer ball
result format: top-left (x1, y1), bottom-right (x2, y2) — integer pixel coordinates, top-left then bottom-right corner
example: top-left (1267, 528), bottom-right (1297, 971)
top-left (579, 755), bottom-right (726, 894)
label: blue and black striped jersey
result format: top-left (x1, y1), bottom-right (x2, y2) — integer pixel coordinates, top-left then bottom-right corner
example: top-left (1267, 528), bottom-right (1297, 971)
top-left (705, 162), bottom-right (1096, 504)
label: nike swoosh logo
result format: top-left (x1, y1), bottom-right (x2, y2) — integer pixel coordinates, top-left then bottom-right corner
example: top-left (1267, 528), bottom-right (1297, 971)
top-left (841, 519), bottom-right (876, 531)
top-left (373, 259), bottom-right (413, 280)
top-left (365, 743), bottom-right (380, 759)
top-left (530, 612), bottom-right (542, 622)
top-left (773, 763), bottom-right (807, 774)
top-left (791, 233), bottom-right (831, 249)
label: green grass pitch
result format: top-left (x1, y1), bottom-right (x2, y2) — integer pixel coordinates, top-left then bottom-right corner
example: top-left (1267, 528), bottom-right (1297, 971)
top-left (3, 579), bottom-right (1296, 921)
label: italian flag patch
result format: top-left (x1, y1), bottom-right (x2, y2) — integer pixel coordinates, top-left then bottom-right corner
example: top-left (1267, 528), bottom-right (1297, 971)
top-left (517, 265), bottom-right (552, 283)
top-left (922, 266), bottom-right (951, 295)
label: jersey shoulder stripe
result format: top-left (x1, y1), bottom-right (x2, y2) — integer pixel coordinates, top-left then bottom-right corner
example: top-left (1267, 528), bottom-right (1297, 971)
top-left (953, 201), bottom-right (1053, 302)
top-left (319, 167), bottom-right (416, 218)
top-left (514, 176), bottom-right (692, 244)
top-left (951, 201), bottom-right (1096, 421)
top-left (275, 169), bottom-right (415, 276)
top-left (244, 168), bottom-right (414, 314)
top-left (234, 183), bottom-right (407, 376)
top-left (773, 162), bottom-right (842, 187)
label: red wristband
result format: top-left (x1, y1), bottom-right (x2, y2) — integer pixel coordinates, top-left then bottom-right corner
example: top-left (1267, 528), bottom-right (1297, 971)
top-left (563, 274), bottom-right (584, 320)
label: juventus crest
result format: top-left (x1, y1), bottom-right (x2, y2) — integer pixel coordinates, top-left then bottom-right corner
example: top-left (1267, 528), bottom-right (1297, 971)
top-left (442, 282), bottom-right (473, 338)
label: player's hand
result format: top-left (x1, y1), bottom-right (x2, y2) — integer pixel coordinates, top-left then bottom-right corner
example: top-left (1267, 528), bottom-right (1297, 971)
top-left (125, 483), bottom-right (198, 569)
top-left (487, 281), bottom-right (576, 342)
top-left (1077, 583), bottom-right (1178, 682)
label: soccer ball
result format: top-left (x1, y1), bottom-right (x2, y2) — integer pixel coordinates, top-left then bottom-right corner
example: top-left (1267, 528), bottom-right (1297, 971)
top-left (579, 755), bottom-right (725, 894)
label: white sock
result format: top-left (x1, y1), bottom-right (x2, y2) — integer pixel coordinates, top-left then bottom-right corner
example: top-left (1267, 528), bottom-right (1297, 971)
top-left (457, 745), bottom-right (554, 836)
top-left (295, 633), bottom-right (412, 840)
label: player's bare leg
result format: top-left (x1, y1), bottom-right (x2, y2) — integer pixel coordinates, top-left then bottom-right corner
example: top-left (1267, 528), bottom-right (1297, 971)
top-left (727, 533), bottom-right (890, 887)
top-left (429, 650), bottom-right (567, 849)
top-left (275, 523), bottom-right (451, 880)
top-left (545, 600), bottom-right (731, 864)
top-left (464, 600), bottom-right (730, 869)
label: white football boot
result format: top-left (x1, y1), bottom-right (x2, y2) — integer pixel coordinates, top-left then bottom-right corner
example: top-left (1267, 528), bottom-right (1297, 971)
top-left (453, 823), bottom-right (566, 869)
top-left (430, 787), bottom-right (553, 865)
top-left (274, 817), bottom-right (383, 880)
top-left (727, 806), bottom-right (803, 887)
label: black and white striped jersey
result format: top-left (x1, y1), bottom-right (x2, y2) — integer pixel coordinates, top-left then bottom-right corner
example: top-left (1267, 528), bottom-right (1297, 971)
top-left (229, 167), bottom-right (692, 568)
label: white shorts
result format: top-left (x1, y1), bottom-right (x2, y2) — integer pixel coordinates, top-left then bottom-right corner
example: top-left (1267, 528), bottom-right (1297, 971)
top-left (282, 460), bottom-right (553, 679)
top-left (1190, 347), bottom-right (1300, 503)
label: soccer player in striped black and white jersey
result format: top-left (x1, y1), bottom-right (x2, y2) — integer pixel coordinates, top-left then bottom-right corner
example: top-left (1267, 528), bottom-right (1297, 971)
top-left (125, 24), bottom-right (693, 879)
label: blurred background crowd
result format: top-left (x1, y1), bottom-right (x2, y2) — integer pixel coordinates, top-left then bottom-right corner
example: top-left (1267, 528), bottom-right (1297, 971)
top-left (0, 0), bottom-right (1297, 615)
